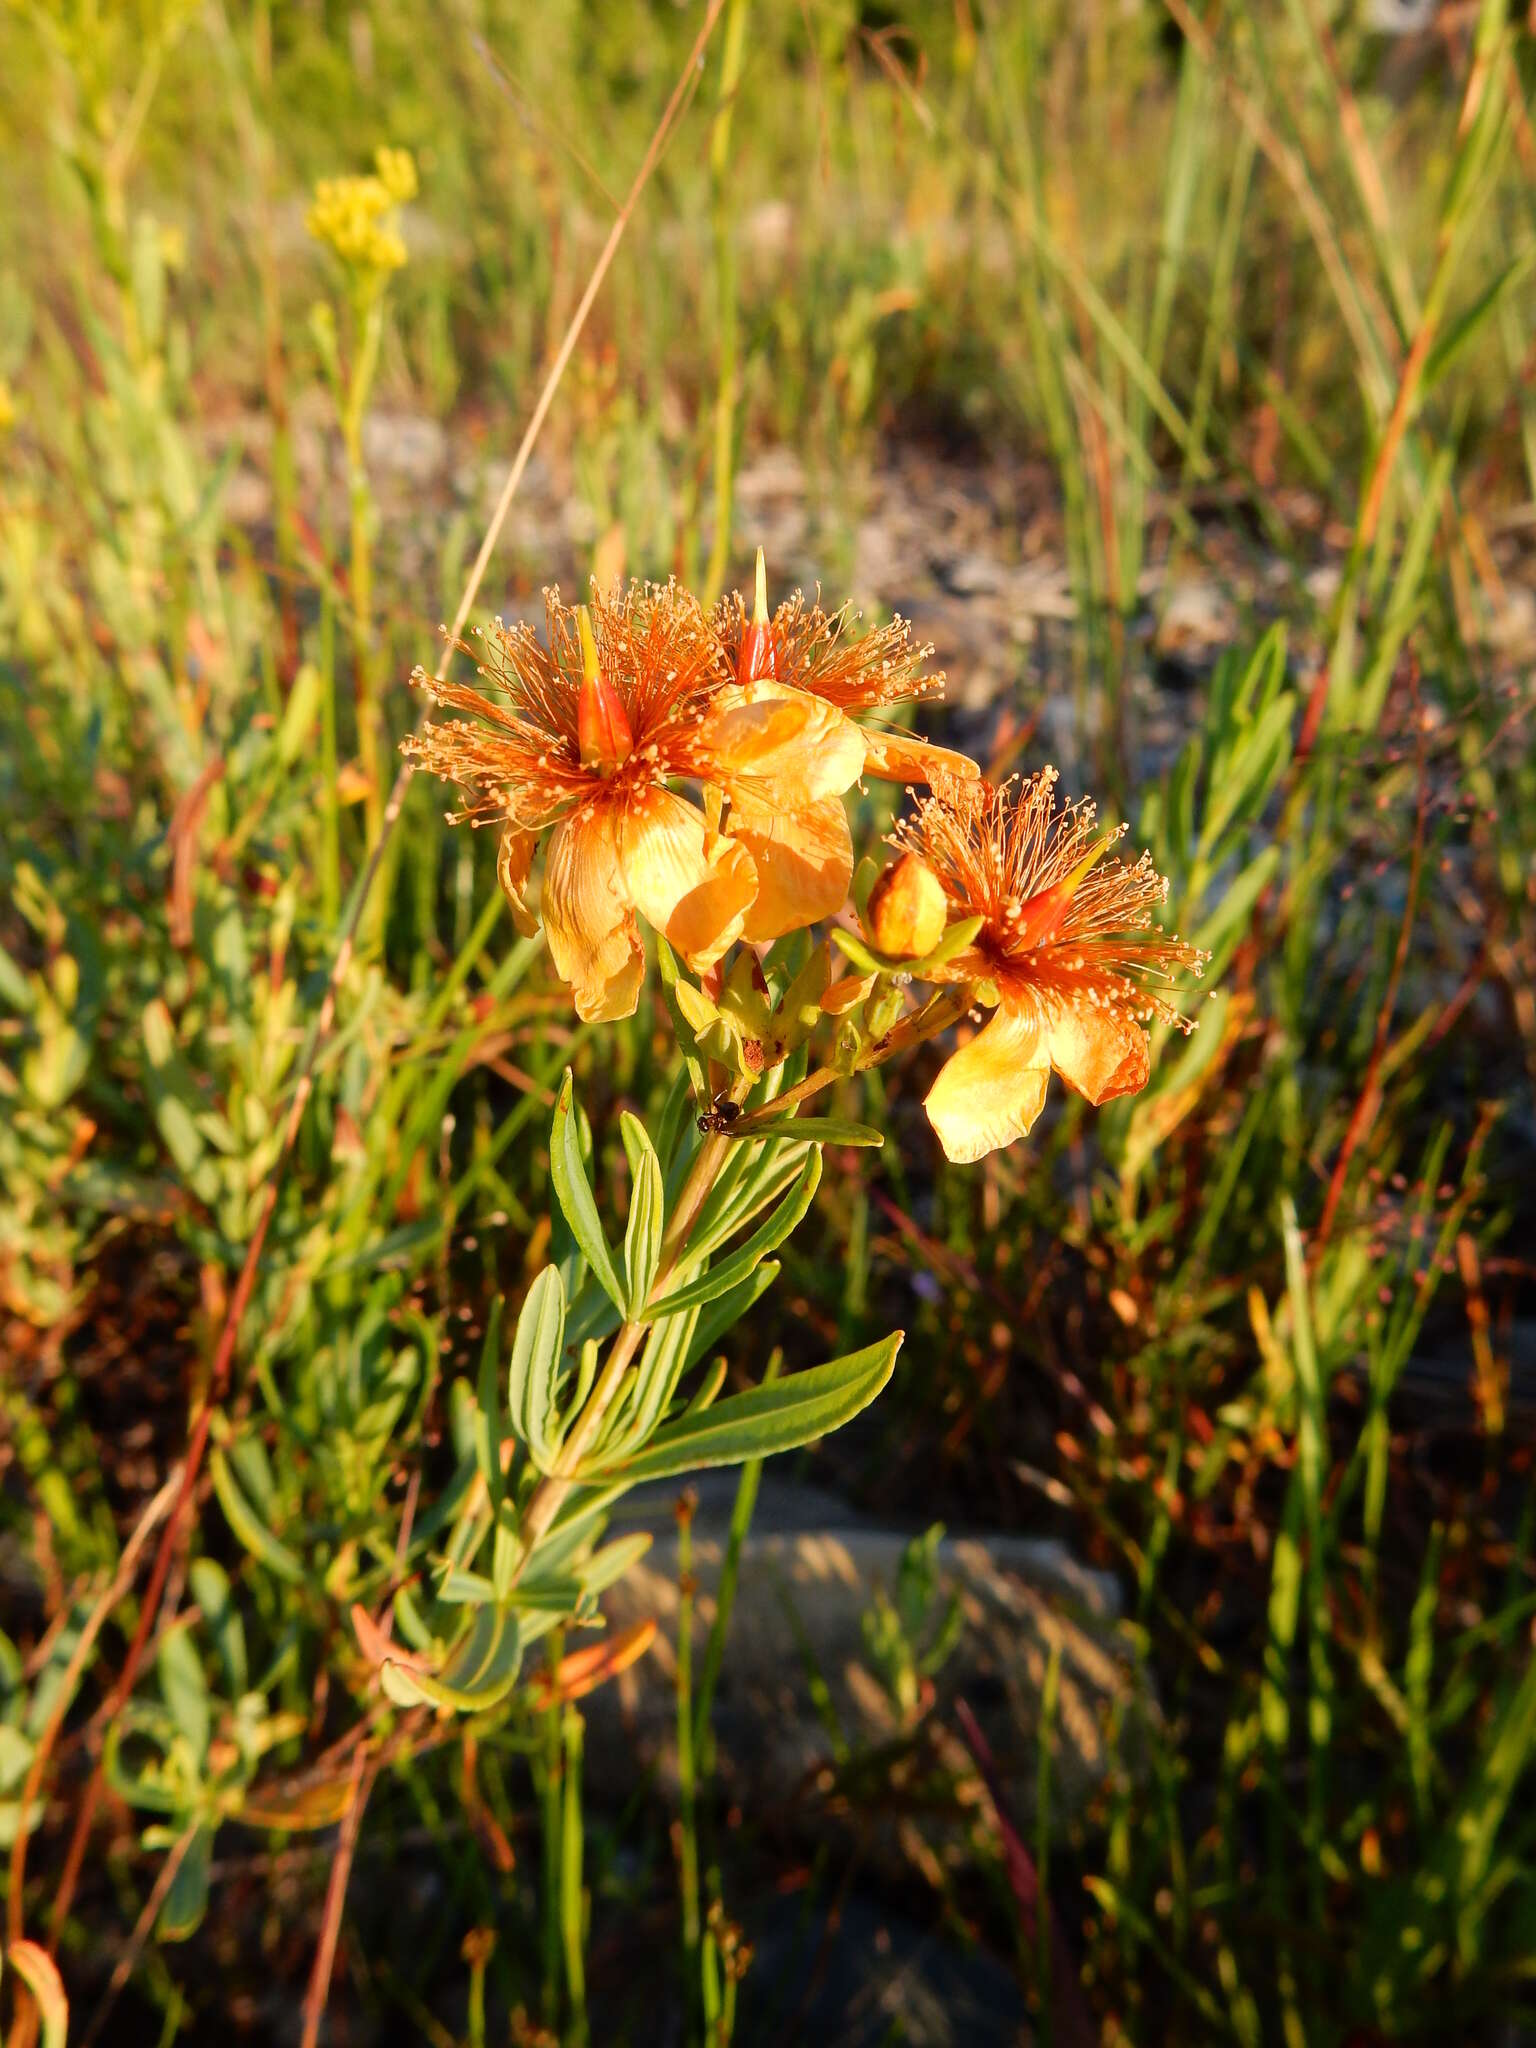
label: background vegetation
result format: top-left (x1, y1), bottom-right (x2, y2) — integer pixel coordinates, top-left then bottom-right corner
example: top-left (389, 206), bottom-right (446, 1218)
top-left (3, 1), bottom-right (1535, 2042)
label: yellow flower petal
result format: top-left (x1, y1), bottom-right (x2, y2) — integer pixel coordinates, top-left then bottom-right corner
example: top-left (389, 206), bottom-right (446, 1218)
top-left (924, 1000), bottom-right (1050, 1163)
top-left (542, 805), bottom-right (644, 1022)
top-left (1046, 994), bottom-right (1150, 1105)
top-left (496, 825), bottom-right (540, 938)
top-left (861, 731), bottom-right (981, 786)
top-left (727, 791), bottom-right (853, 943)
top-left (616, 786), bottom-right (756, 971)
top-left (696, 682), bottom-right (865, 809)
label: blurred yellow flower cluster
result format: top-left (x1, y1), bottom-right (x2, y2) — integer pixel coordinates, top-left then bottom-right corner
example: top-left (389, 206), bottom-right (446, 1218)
top-left (306, 147), bottom-right (418, 280)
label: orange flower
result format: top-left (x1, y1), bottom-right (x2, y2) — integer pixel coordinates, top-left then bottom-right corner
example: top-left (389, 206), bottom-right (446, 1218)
top-left (712, 551), bottom-right (979, 804)
top-left (404, 581), bottom-right (863, 1019)
top-left (894, 773), bottom-right (1205, 1162)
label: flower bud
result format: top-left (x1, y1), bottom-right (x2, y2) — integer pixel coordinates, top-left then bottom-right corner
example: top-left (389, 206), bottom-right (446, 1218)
top-left (865, 852), bottom-right (947, 959)
top-left (576, 604), bottom-right (634, 772)
top-left (736, 546), bottom-right (778, 686)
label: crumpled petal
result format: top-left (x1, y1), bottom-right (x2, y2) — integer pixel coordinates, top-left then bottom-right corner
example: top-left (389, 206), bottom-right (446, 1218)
top-left (924, 999), bottom-right (1051, 1164)
top-left (1045, 991), bottom-right (1149, 1105)
top-left (616, 785), bottom-right (756, 971)
top-left (695, 681), bottom-right (865, 810)
top-left (727, 790), bottom-right (853, 943)
top-left (542, 804), bottom-right (644, 1022)
top-left (861, 730), bottom-right (981, 786)
top-left (496, 824), bottom-right (540, 938)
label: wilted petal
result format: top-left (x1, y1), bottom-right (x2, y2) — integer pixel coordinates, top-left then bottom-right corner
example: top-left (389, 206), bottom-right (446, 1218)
top-left (617, 786), bottom-right (756, 970)
top-left (861, 730), bottom-right (981, 786)
top-left (821, 972), bottom-right (876, 1015)
top-left (1046, 993), bottom-right (1150, 1105)
top-left (924, 1000), bottom-right (1050, 1164)
top-left (496, 825), bottom-right (540, 937)
top-left (696, 682), bottom-right (865, 809)
top-left (542, 805), bottom-right (644, 1022)
top-left (728, 791), bottom-right (853, 943)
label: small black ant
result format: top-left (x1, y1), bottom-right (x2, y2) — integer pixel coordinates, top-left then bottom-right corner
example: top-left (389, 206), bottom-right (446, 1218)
top-left (697, 1096), bottom-right (743, 1135)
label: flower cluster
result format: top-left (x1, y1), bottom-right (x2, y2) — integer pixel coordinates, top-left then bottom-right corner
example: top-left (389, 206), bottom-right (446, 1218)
top-left (306, 146), bottom-right (417, 279)
top-left (890, 773), bottom-right (1205, 1161)
top-left (405, 557), bottom-right (1203, 1158)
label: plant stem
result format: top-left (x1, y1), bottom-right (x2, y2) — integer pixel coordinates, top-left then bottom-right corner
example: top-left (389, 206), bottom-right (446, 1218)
top-left (511, 1105), bottom-right (745, 1569)
top-left (693, 1354), bottom-right (778, 1773)
top-left (1035, 1639), bottom-right (1062, 2046)
top-left (701, 0), bottom-right (751, 605)
top-left (560, 1704), bottom-right (588, 2047)
top-left (732, 986), bottom-right (974, 1134)
top-left (319, 505), bottom-right (341, 930)
top-left (540, 1632), bottom-right (564, 2028)
top-left (676, 1493), bottom-right (702, 2032)
top-left (345, 289), bottom-right (386, 849)
top-left (517, 992), bottom-right (967, 1564)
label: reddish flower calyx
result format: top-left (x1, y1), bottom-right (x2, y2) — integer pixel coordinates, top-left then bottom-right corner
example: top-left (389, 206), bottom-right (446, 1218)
top-left (1007, 835), bottom-right (1113, 948)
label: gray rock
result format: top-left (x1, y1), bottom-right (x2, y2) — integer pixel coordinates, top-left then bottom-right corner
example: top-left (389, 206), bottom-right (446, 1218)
top-left (360, 410), bottom-right (448, 486)
top-left (582, 1476), bottom-right (1147, 1847)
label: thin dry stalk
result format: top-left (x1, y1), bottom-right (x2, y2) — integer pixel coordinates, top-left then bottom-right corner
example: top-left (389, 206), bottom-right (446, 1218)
top-left (299, 1744), bottom-right (376, 2048)
top-left (5, 1468), bottom-right (181, 1947)
top-left (77, 1821), bottom-right (198, 2048)
top-left (29, 0), bottom-right (729, 1958)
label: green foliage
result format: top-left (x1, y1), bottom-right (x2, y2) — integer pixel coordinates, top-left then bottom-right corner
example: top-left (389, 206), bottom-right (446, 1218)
top-left (860, 1524), bottom-right (965, 1724)
top-left (1, 3), bottom-right (1533, 2045)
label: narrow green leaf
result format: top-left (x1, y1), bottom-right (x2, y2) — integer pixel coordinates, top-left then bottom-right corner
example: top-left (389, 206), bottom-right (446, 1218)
top-left (550, 1071), bottom-right (624, 1314)
top-left (728, 1116), bottom-right (882, 1149)
top-left (188, 1558), bottom-right (247, 1696)
top-left (210, 1447), bottom-right (305, 1585)
top-left (1192, 845), bottom-right (1280, 979)
top-left (1423, 248), bottom-right (1536, 393)
top-left (575, 1532), bottom-right (653, 1597)
top-left (159, 1824), bottom-right (213, 1942)
top-left (156, 1625), bottom-right (210, 1764)
top-left (586, 1304), bottom-right (699, 1470)
top-left (474, 1295), bottom-right (506, 1508)
top-left (508, 1267), bottom-right (567, 1477)
top-left (276, 659), bottom-right (324, 766)
top-left (379, 1604), bottom-right (523, 1712)
top-left (607, 1333), bottom-right (902, 1483)
top-left (681, 1357), bottom-right (728, 1417)
top-left (830, 929), bottom-right (886, 976)
top-left (647, 1148), bottom-right (822, 1319)
top-left (620, 1112), bottom-right (664, 1316)
top-left (684, 1261), bottom-right (781, 1371)
top-left (910, 913), bottom-right (985, 974)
